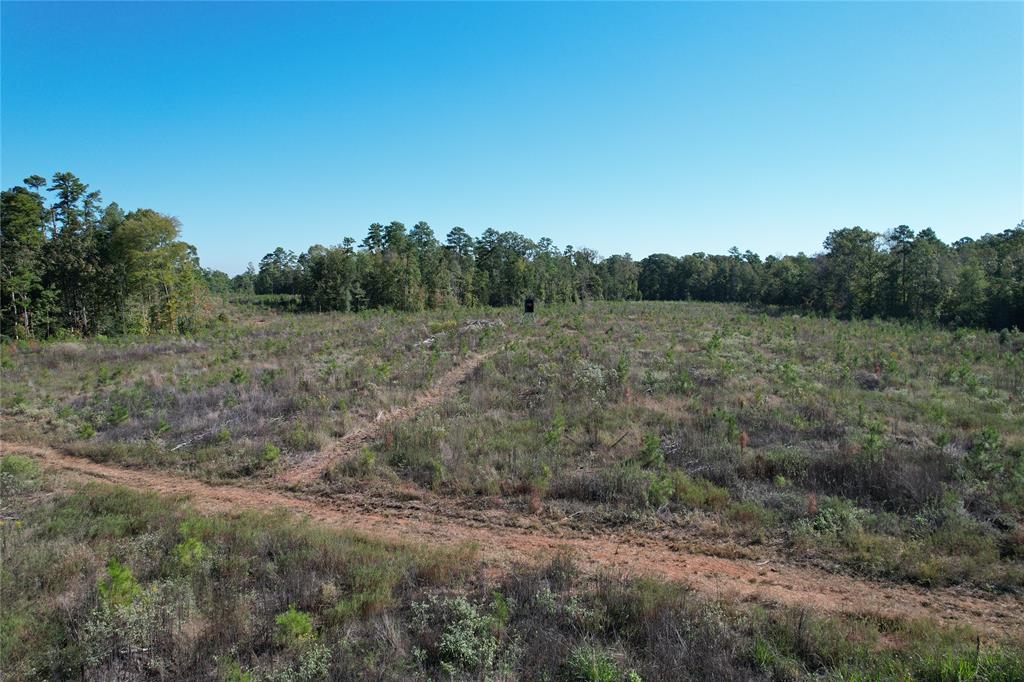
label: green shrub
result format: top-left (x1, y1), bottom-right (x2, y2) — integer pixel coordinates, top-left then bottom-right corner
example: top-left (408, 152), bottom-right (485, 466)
top-left (288, 643), bottom-right (332, 681)
top-left (98, 559), bottom-right (141, 608)
top-left (174, 536), bottom-right (209, 570)
top-left (913, 649), bottom-right (1024, 682)
top-left (566, 645), bottom-right (620, 682)
top-left (412, 595), bottom-right (500, 676)
top-left (154, 417), bottom-right (171, 436)
top-left (636, 435), bottom-right (665, 469)
top-left (1, 455), bottom-right (40, 490)
top-left (262, 443), bottom-right (281, 463)
top-left (275, 605), bottom-right (315, 648)
top-left (644, 473), bottom-right (671, 508)
top-left (669, 470), bottom-right (730, 511)
top-left (286, 424), bottom-right (324, 451)
top-left (108, 403), bottom-right (130, 425)
top-left (328, 562), bottom-right (399, 624)
top-left (808, 498), bottom-right (863, 537)
top-left (489, 590), bottom-right (510, 634)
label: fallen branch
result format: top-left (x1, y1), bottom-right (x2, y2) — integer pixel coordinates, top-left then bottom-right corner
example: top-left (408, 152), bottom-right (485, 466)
top-left (170, 415), bottom-right (284, 451)
top-left (606, 430), bottom-right (630, 452)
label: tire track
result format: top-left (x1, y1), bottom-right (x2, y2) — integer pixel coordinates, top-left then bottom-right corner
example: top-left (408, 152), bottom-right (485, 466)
top-left (4, 442), bottom-right (1023, 639)
top-left (278, 350), bottom-right (495, 485)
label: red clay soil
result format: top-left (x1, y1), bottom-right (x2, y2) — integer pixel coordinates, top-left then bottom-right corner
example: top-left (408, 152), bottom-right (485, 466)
top-left (5, 441), bottom-right (1023, 640)
top-left (277, 350), bottom-right (496, 485)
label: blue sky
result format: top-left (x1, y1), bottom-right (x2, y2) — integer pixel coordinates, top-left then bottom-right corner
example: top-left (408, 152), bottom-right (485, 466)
top-left (3, 2), bottom-right (1021, 275)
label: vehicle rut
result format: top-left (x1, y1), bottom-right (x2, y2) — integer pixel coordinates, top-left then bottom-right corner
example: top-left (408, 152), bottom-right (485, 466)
top-left (4, 441), bottom-right (1022, 640)
top-left (277, 350), bottom-right (496, 485)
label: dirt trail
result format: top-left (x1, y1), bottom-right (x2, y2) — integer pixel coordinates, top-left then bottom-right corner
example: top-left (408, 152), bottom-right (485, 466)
top-left (5, 442), bottom-right (1023, 639)
top-left (278, 350), bottom-right (496, 485)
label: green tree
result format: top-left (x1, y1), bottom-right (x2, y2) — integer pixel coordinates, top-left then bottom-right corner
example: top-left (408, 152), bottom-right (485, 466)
top-left (821, 227), bottom-right (884, 317)
top-left (0, 186), bottom-right (47, 337)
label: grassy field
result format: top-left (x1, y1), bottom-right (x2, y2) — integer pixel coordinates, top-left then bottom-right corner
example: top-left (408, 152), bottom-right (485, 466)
top-left (2, 303), bottom-right (501, 478)
top-left (3, 300), bottom-right (1024, 679)
top-left (340, 302), bottom-right (1024, 591)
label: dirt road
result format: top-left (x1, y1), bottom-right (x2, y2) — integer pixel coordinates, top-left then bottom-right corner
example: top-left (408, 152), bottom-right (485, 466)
top-left (277, 350), bottom-right (496, 485)
top-left (5, 441), bottom-right (1022, 639)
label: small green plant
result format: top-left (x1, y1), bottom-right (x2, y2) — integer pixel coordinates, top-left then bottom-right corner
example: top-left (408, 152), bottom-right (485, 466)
top-left (220, 659), bottom-right (254, 682)
top-left (1, 454), bottom-right (41, 493)
top-left (566, 645), bottom-right (619, 682)
top-left (328, 562), bottom-right (399, 624)
top-left (108, 403), bottom-right (130, 425)
top-left (1, 454), bottom-right (40, 480)
top-left (489, 590), bottom-right (510, 635)
top-left (967, 427), bottom-right (1003, 477)
top-left (673, 366), bottom-right (695, 394)
top-left (805, 499), bottom-right (863, 538)
top-left (174, 520), bottom-right (211, 570)
top-left (98, 558), bottom-right (141, 609)
top-left (262, 443), bottom-right (281, 463)
top-left (636, 435), bottom-right (665, 469)
top-left (670, 471), bottom-right (730, 511)
top-left (275, 605), bottom-right (315, 648)
top-left (286, 424), bottom-right (323, 451)
top-left (647, 473), bottom-right (674, 508)
top-left (545, 412), bottom-right (567, 448)
top-left (412, 595), bottom-right (499, 676)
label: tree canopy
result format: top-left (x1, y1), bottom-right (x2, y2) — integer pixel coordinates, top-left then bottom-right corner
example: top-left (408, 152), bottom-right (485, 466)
top-left (246, 222), bottom-right (1023, 331)
top-left (3, 172), bottom-right (1022, 338)
top-left (1, 172), bottom-right (205, 338)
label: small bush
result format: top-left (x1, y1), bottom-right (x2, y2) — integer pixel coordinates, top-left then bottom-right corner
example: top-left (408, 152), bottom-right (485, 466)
top-left (108, 403), bottom-right (130, 425)
top-left (412, 594), bottom-right (500, 676)
top-left (1, 455), bottom-right (40, 493)
top-left (220, 660), bottom-right (253, 682)
top-left (636, 435), bottom-right (665, 469)
top-left (328, 562), bottom-right (399, 624)
top-left (669, 470), bottom-right (730, 511)
top-left (566, 645), bottom-right (620, 682)
top-left (275, 605), bottom-right (315, 648)
top-left (262, 443), bottom-right (281, 463)
top-left (174, 536), bottom-right (209, 570)
top-left (98, 559), bottom-right (141, 609)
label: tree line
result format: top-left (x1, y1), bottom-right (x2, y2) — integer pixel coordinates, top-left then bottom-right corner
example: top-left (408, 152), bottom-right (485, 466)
top-left (215, 221), bottom-right (1023, 331)
top-left (636, 225), bottom-right (1024, 330)
top-left (1, 172), bottom-right (205, 339)
top-left (3, 172), bottom-right (1022, 338)
top-left (207, 223), bottom-right (640, 313)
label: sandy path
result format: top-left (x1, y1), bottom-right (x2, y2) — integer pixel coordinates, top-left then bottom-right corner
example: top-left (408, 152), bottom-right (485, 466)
top-left (4, 442), bottom-right (1022, 640)
top-left (277, 350), bottom-right (496, 485)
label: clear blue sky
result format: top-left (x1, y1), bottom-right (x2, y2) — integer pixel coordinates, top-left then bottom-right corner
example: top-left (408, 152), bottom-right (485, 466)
top-left (3, 2), bottom-right (1021, 275)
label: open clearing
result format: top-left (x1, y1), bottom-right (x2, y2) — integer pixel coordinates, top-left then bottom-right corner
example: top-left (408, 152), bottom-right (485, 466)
top-left (4, 301), bottom-right (1023, 679)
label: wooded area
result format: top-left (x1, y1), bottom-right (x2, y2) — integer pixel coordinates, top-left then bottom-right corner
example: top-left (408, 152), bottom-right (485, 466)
top-left (222, 223), bottom-right (1024, 331)
top-left (1, 172), bottom-right (204, 339)
top-left (3, 171), bottom-right (1022, 339)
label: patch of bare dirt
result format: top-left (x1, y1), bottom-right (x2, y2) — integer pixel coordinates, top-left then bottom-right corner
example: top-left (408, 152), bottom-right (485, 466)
top-left (4, 441), bottom-right (1023, 640)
